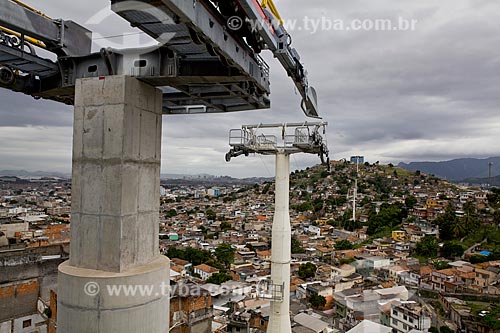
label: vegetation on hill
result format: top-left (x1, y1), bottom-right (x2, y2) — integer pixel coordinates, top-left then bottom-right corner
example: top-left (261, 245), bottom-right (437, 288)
top-left (206, 272), bottom-right (233, 285)
top-left (415, 235), bottom-right (439, 258)
top-left (291, 236), bottom-right (306, 254)
top-left (366, 203), bottom-right (406, 235)
top-left (334, 240), bottom-right (354, 250)
top-left (166, 243), bottom-right (235, 271)
top-left (165, 160), bottom-right (500, 274)
top-left (284, 160), bottom-right (500, 257)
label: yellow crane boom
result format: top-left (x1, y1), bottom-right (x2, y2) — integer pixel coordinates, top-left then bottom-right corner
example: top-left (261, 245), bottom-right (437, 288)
top-left (10, 0), bottom-right (52, 19)
top-left (260, 0), bottom-right (283, 25)
top-left (0, 0), bottom-right (50, 49)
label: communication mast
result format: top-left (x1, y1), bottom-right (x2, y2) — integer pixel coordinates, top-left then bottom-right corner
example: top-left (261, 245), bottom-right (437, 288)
top-left (351, 156), bottom-right (363, 222)
top-left (226, 122), bottom-right (329, 333)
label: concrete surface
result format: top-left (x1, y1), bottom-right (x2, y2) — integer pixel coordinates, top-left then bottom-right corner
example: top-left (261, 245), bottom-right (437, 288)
top-left (58, 256), bottom-right (170, 333)
top-left (58, 76), bottom-right (169, 333)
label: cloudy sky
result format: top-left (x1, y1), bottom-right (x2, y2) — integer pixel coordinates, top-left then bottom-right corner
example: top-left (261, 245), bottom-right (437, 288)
top-left (1, 0), bottom-right (499, 177)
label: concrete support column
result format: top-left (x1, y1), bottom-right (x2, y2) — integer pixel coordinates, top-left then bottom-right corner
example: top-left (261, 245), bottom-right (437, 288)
top-left (268, 152), bottom-right (291, 333)
top-left (58, 76), bottom-right (169, 333)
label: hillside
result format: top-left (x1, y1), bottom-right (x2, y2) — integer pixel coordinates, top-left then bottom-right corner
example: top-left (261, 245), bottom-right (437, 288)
top-left (281, 161), bottom-right (500, 256)
top-left (398, 157), bottom-right (500, 181)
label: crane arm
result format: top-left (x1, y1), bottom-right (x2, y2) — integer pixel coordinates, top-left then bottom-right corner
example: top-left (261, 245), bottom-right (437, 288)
top-left (0, 0), bottom-right (91, 56)
top-left (235, 0), bottom-right (320, 118)
top-left (260, 0), bottom-right (283, 25)
top-left (0, 0), bottom-right (51, 49)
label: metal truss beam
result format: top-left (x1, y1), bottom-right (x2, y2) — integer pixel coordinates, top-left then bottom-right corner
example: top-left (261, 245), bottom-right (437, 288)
top-left (0, 43), bottom-right (58, 77)
top-left (0, 0), bottom-right (279, 115)
top-left (111, 0), bottom-right (270, 92)
top-left (0, 0), bottom-right (91, 56)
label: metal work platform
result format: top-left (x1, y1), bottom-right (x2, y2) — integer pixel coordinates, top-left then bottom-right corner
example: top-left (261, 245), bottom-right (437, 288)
top-left (257, 279), bottom-right (284, 302)
top-left (110, 0), bottom-right (271, 113)
top-left (226, 122), bottom-right (330, 164)
top-left (0, 0), bottom-right (320, 117)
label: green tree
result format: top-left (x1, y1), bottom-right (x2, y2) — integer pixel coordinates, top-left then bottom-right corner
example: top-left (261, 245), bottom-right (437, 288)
top-left (291, 236), bottom-right (306, 254)
top-left (469, 254), bottom-right (490, 264)
top-left (206, 209), bottom-right (216, 220)
top-left (482, 305), bottom-right (500, 330)
top-left (220, 221), bottom-right (232, 231)
top-left (320, 170), bottom-right (330, 178)
top-left (262, 183), bottom-right (272, 194)
top-left (367, 203), bottom-right (405, 235)
top-left (206, 272), bottom-right (232, 284)
top-left (165, 209), bottom-right (177, 218)
top-left (433, 261), bottom-right (451, 270)
top-left (309, 294), bottom-right (327, 309)
top-left (439, 326), bottom-right (454, 333)
top-left (493, 210), bottom-right (500, 225)
top-left (166, 247), bottom-right (213, 266)
top-left (451, 220), bottom-right (467, 239)
top-left (292, 201), bottom-right (313, 213)
top-left (405, 196), bottom-right (417, 209)
top-left (215, 243), bottom-right (235, 268)
top-left (487, 188), bottom-right (500, 205)
top-left (415, 235), bottom-right (439, 258)
top-left (298, 262), bottom-right (317, 280)
top-left (360, 197), bottom-right (370, 206)
top-left (340, 258), bottom-right (355, 265)
top-left (335, 240), bottom-right (354, 250)
top-left (312, 197), bottom-right (324, 213)
top-left (435, 203), bottom-right (459, 241)
top-left (461, 201), bottom-right (480, 235)
top-left (441, 242), bottom-right (465, 258)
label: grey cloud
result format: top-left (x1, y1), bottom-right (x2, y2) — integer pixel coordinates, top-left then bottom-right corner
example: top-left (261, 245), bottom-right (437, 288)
top-left (1, 0), bottom-right (499, 177)
top-left (0, 90), bottom-right (73, 127)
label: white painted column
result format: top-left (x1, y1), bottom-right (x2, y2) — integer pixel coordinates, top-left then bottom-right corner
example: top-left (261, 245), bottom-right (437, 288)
top-left (58, 76), bottom-right (170, 333)
top-left (268, 152), bottom-right (291, 333)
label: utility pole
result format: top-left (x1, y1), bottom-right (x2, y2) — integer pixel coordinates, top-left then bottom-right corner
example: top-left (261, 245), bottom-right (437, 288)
top-left (226, 122), bottom-right (329, 333)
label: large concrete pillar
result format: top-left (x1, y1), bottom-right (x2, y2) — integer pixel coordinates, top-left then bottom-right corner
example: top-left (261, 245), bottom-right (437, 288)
top-left (57, 76), bottom-right (170, 333)
top-left (268, 152), bottom-right (291, 333)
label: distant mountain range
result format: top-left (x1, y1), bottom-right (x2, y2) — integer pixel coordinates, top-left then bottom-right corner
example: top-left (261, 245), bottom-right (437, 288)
top-left (0, 169), bottom-right (70, 179)
top-left (398, 157), bottom-right (500, 181)
top-left (0, 170), bottom-right (270, 184)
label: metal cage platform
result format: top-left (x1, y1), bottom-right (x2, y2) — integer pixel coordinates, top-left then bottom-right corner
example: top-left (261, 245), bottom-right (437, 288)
top-left (226, 122), bottom-right (330, 165)
top-left (257, 279), bottom-right (284, 302)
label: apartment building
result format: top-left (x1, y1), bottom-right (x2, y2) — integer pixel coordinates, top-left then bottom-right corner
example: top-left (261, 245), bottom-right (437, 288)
top-left (194, 264), bottom-right (220, 281)
top-left (431, 268), bottom-right (459, 292)
top-left (390, 301), bottom-right (431, 333)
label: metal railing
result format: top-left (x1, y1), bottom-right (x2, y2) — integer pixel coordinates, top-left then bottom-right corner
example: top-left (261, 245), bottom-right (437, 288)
top-left (257, 279), bottom-right (284, 302)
